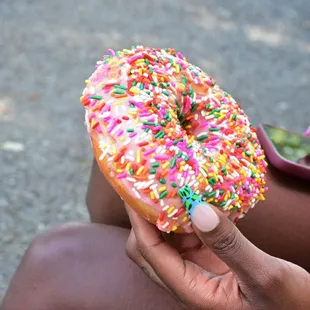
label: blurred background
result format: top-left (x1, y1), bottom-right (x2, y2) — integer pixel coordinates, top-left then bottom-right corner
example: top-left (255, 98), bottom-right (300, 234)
top-left (0, 0), bottom-right (309, 298)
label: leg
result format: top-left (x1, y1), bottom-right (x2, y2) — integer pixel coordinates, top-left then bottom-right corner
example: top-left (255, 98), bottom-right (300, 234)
top-left (86, 158), bottom-right (130, 228)
top-left (1, 223), bottom-right (180, 310)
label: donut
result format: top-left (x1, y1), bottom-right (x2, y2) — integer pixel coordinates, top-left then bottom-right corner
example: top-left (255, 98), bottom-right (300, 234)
top-left (80, 46), bottom-right (268, 233)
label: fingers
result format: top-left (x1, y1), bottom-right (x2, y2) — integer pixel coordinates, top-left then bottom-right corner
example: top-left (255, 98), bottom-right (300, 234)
top-left (126, 207), bottom-right (184, 282)
top-left (162, 232), bottom-right (202, 254)
top-left (190, 202), bottom-right (274, 283)
top-left (126, 229), bottom-right (167, 290)
top-left (126, 227), bottom-right (190, 307)
top-left (125, 206), bottom-right (211, 300)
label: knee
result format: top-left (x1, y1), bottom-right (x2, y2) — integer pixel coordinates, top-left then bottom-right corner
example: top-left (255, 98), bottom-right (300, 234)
top-left (28, 222), bottom-right (87, 259)
top-left (23, 222), bottom-right (88, 276)
top-left (2, 223), bottom-right (87, 310)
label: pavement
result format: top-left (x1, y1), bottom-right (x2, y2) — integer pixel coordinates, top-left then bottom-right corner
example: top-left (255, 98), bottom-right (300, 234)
top-left (0, 0), bottom-right (309, 300)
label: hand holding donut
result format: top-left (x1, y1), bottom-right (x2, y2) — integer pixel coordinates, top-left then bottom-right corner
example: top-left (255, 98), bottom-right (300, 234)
top-left (126, 204), bottom-right (310, 310)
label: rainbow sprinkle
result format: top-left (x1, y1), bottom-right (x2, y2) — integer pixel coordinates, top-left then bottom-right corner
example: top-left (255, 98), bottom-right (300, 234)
top-left (81, 46), bottom-right (268, 233)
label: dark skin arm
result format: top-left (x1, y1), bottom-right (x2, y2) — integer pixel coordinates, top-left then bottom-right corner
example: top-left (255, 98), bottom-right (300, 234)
top-left (126, 204), bottom-right (310, 309)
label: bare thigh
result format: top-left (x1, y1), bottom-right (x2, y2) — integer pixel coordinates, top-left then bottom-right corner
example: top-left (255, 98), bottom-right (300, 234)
top-left (2, 223), bottom-right (180, 310)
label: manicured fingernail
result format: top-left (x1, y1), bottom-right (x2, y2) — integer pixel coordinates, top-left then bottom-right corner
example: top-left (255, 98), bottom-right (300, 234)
top-left (191, 203), bottom-right (220, 232)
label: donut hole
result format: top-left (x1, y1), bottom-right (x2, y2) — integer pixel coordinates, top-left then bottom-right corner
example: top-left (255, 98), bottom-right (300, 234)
top-left (172, 83), bottom-right (212, 141)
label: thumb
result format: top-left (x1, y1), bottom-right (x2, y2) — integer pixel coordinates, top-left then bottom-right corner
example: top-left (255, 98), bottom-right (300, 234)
top-left (190, 201), bottom-right (272, 283)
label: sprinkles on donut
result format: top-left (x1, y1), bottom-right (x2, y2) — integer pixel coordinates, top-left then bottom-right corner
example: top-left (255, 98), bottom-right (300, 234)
top-left (80, 46), bottom-right (268, 233)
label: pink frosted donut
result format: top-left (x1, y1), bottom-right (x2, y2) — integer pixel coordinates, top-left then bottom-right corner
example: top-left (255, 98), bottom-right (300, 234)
top-left (80, 46), bottom-right (268, 233)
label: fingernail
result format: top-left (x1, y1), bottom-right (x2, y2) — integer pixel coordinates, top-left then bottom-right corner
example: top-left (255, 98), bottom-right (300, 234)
top-left (191, 203), bottom-right (220, 232)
